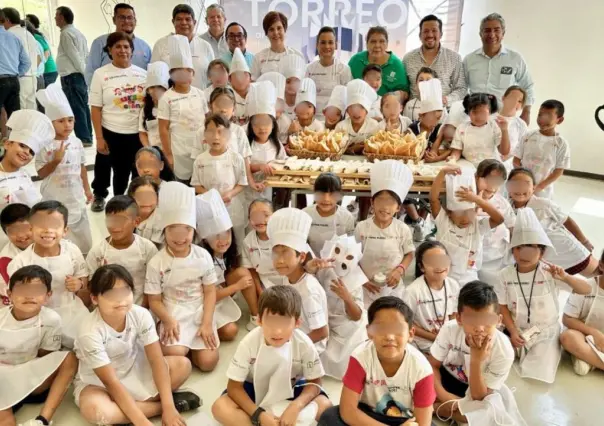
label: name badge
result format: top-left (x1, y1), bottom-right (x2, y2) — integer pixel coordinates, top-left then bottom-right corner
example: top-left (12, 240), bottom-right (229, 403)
top-left (500, 66), bottom-right (513, 75)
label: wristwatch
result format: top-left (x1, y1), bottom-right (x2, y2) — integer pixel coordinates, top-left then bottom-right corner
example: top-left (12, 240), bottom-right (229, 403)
top-left (251, 407), bottom-right (266, 426)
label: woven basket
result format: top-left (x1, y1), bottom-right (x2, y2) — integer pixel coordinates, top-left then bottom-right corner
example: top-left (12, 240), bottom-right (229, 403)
top-left (363, 139), bottom-right (428, 163)
top-left (286, 135), bottom-right (350, 160)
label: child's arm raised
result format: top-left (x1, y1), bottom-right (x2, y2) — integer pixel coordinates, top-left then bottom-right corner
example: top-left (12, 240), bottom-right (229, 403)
top-left (36, 141), bottom-right (68, 179)
top-left (495, 116), bottom-right (510, 157)
top-left (544, 262), bottom-right (592, 295)
top-left (431, 165), bottom-right (461, 218)
top-left (145, 341), bottom-right (184, 426)
top-left (456, 187), bottom-right (504, 229)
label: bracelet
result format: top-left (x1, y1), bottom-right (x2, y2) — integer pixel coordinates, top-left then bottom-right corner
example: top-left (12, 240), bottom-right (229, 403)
top-left (251, 407), bottom-right (266, 426)
top-left (396, 264), bottom-right (406, 273)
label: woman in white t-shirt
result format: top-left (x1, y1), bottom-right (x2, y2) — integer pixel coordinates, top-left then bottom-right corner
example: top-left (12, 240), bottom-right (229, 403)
top-left (305, 27), bottom-right (353, 115)
top-left (90, 32), bottom-right (147, 195)
top-left (250, 11), bottom-right (305, 80)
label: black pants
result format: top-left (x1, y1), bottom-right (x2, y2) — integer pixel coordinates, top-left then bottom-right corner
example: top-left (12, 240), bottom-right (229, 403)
top-left (0, 76), bottom-right (20, 119)
top-left (36, 75), bottom-right (45, 113)
top-left (440, 365), bottom-right (469, 397)
top-left (102, 127), bottom-right (142, 196)
top-left (318, 404), bottom-right (436, 426)
top-left (61, 73), bottom-right (92, 142)
top-left (91, 152), bottom-right (113, 199)
top-left (43, 71), bottom-right (58, 87)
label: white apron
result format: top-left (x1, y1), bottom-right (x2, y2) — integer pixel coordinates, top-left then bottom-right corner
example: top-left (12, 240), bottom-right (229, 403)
top-left (253, 340), bottom-right (318, 425)
top-left (585, 286), bottom-right (604, 361)
top-left (511, 267), bottom-right (561, 383)
top-left (248, 233), bottom-right (283, 289)
top-left (100, 237), bottom-right (148, 305)
top-left (519, 136), bottom-right (556, 200)
top-left (160, 257), bottom-right (219, 350)
top-left (0, 310), bottom-right (68, 410)
top-left (360, 234), bottom-right (404, 307)
top-left (459, 384), bottom-right (527, 426)
top-left (441, 242), bottom-right (478, 286)
top-left (171, 95), bottom-right (205, 180)
top-left (137, 209), bottom-right (164, 247)
top-left (213, 260), bottom-right (242, 329)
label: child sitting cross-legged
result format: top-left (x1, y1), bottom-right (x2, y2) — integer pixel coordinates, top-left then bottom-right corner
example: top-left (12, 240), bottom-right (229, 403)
top-left (212, 285), bottom-right (332, 426)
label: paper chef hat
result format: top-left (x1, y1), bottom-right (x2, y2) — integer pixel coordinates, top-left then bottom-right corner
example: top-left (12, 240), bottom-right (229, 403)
top-left (168, 34), bottom-right (193, 70)
top-left (159, 181), bottom-right (197, 229)
top-left (279, 54), bottom-right (306, 80)
top-left (267, 208), bottom-right (312, 254)
top-left (257, 72), bottom-right (286, 100)
top-left (324, 85), bottom-right (347, 114)
top-left (6, 110), bottom-right (55, 155)
top-left (196, 189), bottom-right (233, 239)
top-left (229, 47), bottom-right (250, 75)
top-left (419, 79), bottom-right (444, 114)
top-left (446, 168), bottom-right (477, 211)
top-left (510, 208), bottom-right (553, 248)
top-left (145, 61), bottom-right (170, 90)
top-left (346, 79), bottom-right (377, 112)
top-left (370, 160), bottom-right (413, 203)
top-left (36, 83), bottom-right (73, 121)
top-left (246, 81), bottom-right (277, 118)
top-left (295, 78), bottom-right (317, 109)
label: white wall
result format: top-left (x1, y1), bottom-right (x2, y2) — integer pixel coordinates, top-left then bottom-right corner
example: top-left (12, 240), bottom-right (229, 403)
top-left (459, 0), bottom-right (604, 175)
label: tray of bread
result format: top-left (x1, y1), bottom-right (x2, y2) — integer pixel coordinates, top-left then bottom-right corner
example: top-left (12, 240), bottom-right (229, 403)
top-left (363, 130), bottom-right (428, 161)
top-left (286, 129), bottom-right (350, 160)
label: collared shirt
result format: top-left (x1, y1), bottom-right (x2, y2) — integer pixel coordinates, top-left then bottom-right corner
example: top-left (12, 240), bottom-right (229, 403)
top-left (463, 46), bottom-right (535, 106)
top-left (8, 25), bottom-right (39, 77)
top-left (56, 24), bottom-right (88, 77)
top-left (200, 30), bottom-right (229, 58)
top-left (348, 51), bottom-right (409, 96)
top-left (221, 49), bottom-right (254, 69)
top-left (0, 27), bottom-right (30, 76)
top-left (85, 33), bottom-right (152, 86)
top-left (34, 33), bottom-right (57, 74)
top-left (403, 45), bottom-right (467, 103)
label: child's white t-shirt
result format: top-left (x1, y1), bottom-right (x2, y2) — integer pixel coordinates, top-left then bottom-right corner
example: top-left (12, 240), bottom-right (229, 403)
top-left (0, 242), bottom-right (23, 304)
top-left (430, 320), bottom-right (514, 389)
top-left (377, 115), bottom-right (412, 133)
top-left (335, 117), bottom-right (381, 145)
top-left (138, 107), bottom-right (161, 147)
top-left (233, 90), bottom-right (249, 126)
top-left (192, 122), bottom-right (252, 160)
top-left (305, 59), bottom-right (352, 114)
top-left (563, 281), bottom-right (602, 323)
top-left (450, 120), bottom-right (502, 167)
top-left (136, 209), bottom-right (163, 247)
top-left (369, 97), bottom-right (383, 121)
top-left (240, 231), bottom-right (283, 289)
top-left (444, 101), bottom-right (469, 128)
top-left (342, 340), bottom-right (436, 413)
top-left (292, 273), bottom-right (328, 354)
top-left (226, 327), bottom-right (324, 384)
top-left (190, 150), bottom-right (248, 190)
top-left (300, 119), bottom-right (325, 133)
top-left (0, 307), bottom-right (62, 364)
top-left (89, 63), bottom-right (147, 134)
top-left (402, 276), bottom-right (460, 352)
top-left (303, 205), bottom-right (355, 257)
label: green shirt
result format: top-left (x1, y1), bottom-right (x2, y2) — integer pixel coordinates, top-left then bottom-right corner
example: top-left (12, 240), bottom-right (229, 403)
top-left (348, 51), bottom-right (409, 96)
top-left (34, 33), bottom-right (57, 74)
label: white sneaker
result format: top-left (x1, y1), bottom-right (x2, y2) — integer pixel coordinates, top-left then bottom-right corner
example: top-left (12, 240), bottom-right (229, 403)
top-left (572, 355), bottom-right (594, 376)
top-left (246, 315), bottom-right (259, 331)
top-left (19, 420), bottom-right (45, 426)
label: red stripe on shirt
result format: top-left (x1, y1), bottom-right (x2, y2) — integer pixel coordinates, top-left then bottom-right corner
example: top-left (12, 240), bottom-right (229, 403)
top-left (342, 356), bottom-right (366, 394)
top-left (413, 374), bottom-right (436, 408)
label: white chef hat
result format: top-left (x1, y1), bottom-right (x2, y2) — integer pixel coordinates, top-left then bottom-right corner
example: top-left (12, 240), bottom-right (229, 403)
top-left (257, 72), bottom-right (286, 100)
top-left (229, 47), bottom-right (250, 75)
top-left (6, 110), bottom-right (55, 154)
top-left (324, 85), bottom-right (347, 114)
top-left (159, 181), bottom-right (197, 229)
top-left (346, 79), bottom-right (378, 112)
top-left (196, 189), bottom-right (233, 239)
top-left (446, 168), bottom-right (477, 211)
top-left (145, 61), bottom-right (170, 90)
top-left (36, 83), bottom-right (73, 121)
top-left (295, 78), bottom-right (317, 109)
top-left (246, 81), bottom-right (276, 118)
top-left (419, 79), bottom-right (444, 114)
top-left (168, 34), bottom-right (193, 70)
top-left (510, 208), bottom-right (553, 248)
top-left (267, 207), bottom-right (312, 254)
top-left (370, 160), bottom-right (413, 203)
top-left (279, 54), bottom-right (306, 81)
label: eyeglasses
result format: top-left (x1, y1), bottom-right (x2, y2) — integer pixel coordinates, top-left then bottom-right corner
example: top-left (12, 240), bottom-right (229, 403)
top-left (116, 15), bottom-right (135, 22)
top-left (227, 33), bottom-right (245, 40)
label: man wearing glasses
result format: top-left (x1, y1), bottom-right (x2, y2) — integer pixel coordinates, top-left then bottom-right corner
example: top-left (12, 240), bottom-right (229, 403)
top-left (84, 2), bottom-right (152, 213)
top-left (222, 22), bottom-right (254, 69)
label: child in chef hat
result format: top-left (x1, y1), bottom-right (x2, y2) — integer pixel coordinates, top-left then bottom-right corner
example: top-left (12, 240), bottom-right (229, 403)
top-left (229, 47), bottom-right (253, 126)
top-left (257, 71), bottom-right (292, 145)
top-left (335, 79), bottom-right (380, 154)
top-left (280, 53), bottom-right (307, 121)
top-left (496, 208), bottom-right (591, 384)
top-left (378, 92), bottom-right (412, 133)
top-left (414, 79), bottom-right (448, 163)
top-left (158, 35), bottom-right (208, 183)
top-left (145, 181), bottom-right (221, 372)
top-left (140, 61), bottom-right (170, 151)
top-left (35, 82), bottom-right (93, 256)
top-left (0, 110), bottom-right (55, 249)
top-left (267, 207), bottom-right (329, 355)
top-left (212, 285), bottom-right (332, 426)
top-left (288, 78), bottom-right (325, 135)
top-left (323, 85), bottom-right (347, 130)
top-left (430, 164), bottom-right (504, 285)
top-left (197, 189), bottom-right (259, 337)
top-left (362, 64), bottom-right (384, 121)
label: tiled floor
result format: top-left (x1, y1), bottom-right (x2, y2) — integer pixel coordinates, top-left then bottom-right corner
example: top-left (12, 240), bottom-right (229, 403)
top-left (12, 174), bottom-right (604, 425)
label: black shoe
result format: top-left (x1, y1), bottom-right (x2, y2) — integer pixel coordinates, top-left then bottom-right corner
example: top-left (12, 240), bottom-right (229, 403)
top-left (82, 140), bottom-right (93, 148)
top-left (172, 391), bottom-right (201, 413)
top-left (91, 197), bottom-right (105, 212)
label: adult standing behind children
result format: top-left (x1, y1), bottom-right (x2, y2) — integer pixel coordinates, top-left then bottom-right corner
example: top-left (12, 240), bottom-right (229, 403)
top-left (200, 4), bottom-right (229, 58)
top-left (222, 22), bottom-right (254, 69)
top-left (89, 32), bottom-right (147, 196)
top-left (85, 2), bottom-right (152, 212)
top-left (26, 14), bottom-right (58, 86)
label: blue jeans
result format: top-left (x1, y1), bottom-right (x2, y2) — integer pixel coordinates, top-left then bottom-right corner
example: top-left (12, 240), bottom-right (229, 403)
top-left (61, 73), bottom-right (92, 142)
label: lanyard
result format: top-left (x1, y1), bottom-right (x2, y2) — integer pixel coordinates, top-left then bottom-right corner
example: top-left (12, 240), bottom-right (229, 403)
top-left (516, 265), bottom-right (539, 324)
top-left (425, 278), bottom-right (447, 330)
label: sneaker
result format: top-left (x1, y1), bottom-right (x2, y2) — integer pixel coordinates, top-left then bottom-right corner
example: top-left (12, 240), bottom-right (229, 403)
top-left (246, 315), bottom-right (259, 331)
top-left (19, 420), bottom-right (45, 426)
top-left (91, 197), bottom-right (106, 212)
top-left (411, 218), bottom-right (429, 242)
top-left (172, 391), bottom-right (201, 413)
top-left (572, 355), bottom-right (594, 376)
top-left (81, 140), bottom-right (93, 148)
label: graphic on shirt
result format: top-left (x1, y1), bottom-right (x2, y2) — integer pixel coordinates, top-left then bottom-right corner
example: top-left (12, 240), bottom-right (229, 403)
top-left (112, 84), bottom-right (145, 111)
top-left (446, 362), bottom-right (468, 383)
top-left (375, 394), bottom-right (412, 418)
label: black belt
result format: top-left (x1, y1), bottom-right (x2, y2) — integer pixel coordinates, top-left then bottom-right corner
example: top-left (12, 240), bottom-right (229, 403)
top-left (0, 75), bottom-right (18, 79)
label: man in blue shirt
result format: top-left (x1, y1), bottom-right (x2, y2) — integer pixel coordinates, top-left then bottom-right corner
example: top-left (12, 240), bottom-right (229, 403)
top-left (222, 22), bottom-right (254, 69)
top-left (85, 2), bottom-right (152, 212)
top-left (0, 9), bottom-right (31, 123)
